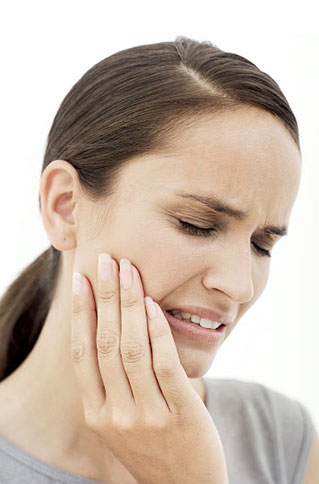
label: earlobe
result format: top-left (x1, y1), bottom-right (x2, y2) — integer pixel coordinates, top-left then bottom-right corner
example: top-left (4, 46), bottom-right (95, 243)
top-left (40, 160), bottom-right (79, 251)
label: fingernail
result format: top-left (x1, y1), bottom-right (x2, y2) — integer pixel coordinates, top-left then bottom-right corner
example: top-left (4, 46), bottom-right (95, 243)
top-left (120, 258), bottom-right (133, 289)
top-left (145, 296), bottom-right (158, 319)
top-left (73, 272), bottom-right (84, 295)
top-left (98, 253), bottom-right (113, 281)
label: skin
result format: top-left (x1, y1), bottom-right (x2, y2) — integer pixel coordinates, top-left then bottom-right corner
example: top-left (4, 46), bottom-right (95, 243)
top-left (0, 106), bottom-right (301, 483)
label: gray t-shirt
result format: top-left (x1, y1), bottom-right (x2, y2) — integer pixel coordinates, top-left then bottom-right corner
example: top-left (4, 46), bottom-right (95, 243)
top-left (0, 377), bottom-right (315, 483)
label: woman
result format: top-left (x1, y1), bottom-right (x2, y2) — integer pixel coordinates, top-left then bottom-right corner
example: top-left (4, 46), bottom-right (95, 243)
top-left (0, 37), bottom-right (317, 484)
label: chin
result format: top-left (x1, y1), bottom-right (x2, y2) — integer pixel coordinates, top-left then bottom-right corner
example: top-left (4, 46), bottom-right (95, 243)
top-left (172, 331), bottom-right (218, 378)
top-left (186, 368), bottom-right (204, 379)
top-left (184, 364), bottom-right (210, 379)
top-left (179, 351), bottom-right (217, 379)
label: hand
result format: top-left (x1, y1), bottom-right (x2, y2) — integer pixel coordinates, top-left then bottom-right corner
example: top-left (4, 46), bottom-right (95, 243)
top-left (71, 254), bottom-right (229, 484)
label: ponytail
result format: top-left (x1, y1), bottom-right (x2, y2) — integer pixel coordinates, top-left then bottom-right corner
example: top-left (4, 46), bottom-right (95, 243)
top-left (0, 36), bottom-right (300, 382)
top-left (0, 246), bottom-right (61, 381)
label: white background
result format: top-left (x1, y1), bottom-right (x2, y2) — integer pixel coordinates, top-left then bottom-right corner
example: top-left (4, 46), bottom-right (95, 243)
top-left (0, 1), bottom-right (318, 430)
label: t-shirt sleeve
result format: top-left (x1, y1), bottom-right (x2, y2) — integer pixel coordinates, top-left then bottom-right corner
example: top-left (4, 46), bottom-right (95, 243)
top-left (258, 383), bottom-right (316, 484)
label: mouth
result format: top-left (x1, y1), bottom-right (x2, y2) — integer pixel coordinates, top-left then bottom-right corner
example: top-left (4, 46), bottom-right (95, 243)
top-left (164, 304), bottom-right (234, 326)
top-left (164, 309), bottom-right (227, 346)
top-left (166, 309), bottom-right (225, 330)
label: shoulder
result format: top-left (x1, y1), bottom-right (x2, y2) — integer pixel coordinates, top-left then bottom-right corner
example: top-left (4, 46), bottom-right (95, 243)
top-left (255, 380), bottom-right (317, 484)
top-left (204, 377), bottom-right (316, 483)
top-left (203, 376), bottom-right (275, 418)
top-left (205, 376), bottom-right (314, 423)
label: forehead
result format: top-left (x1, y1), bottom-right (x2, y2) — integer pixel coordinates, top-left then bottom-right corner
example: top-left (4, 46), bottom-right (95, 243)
top-left (118, 108), bottom-right (301, 222)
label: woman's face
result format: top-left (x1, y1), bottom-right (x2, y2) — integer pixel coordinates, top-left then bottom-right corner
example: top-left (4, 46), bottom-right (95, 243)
top-left (70, 107), bottom-right (301, 378)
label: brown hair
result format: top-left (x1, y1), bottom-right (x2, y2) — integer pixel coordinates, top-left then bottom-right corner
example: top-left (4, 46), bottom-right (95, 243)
top-left (0, 36), bottom-right (300, 382)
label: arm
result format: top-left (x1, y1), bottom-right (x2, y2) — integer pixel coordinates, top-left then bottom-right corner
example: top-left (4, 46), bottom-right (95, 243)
top-left (303, 430), bottom-right (319, 484)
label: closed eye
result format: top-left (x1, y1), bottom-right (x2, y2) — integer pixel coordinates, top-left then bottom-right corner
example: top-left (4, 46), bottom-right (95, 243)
top-left (178, 220), bottom-right (216, 237)
top-left (177, 220), bottom-right (272, 258)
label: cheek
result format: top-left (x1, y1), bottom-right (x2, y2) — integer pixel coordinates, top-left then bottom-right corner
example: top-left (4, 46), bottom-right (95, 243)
top-left (139, 237), bottom-right (194, 296)
top-left (254, 262), bottom-right (270, 298)
top-left (237, 262), bottom-right (270, 320)
top-left (127, 230), bottom-right (198, 301)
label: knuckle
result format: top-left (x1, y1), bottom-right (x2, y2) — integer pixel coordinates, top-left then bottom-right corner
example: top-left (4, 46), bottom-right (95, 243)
top-left (99, 289), bottom-right (117, 304)
top-left (143, 412), bottom-right (168, 431)
top-left (153, 360), bottom-right (177, 379)
top-left (84, 406), bottom-right (110, 433)
top-left (71, 341), bottom-right (86, 363)
top-left (72, 303), bottom-right (86, 316)
top-left (96, 329), bottom-right (118, 356)
top-left (121, 294), bottom-right (139, 309)
top-left (151, 324), bottom-right (170, 339)
top-left (121, 339), bottom-right (145, 363)
top-left (84, 408), bottom-right (99, 429)
top-left (110, 410), bottom-right (134, 432)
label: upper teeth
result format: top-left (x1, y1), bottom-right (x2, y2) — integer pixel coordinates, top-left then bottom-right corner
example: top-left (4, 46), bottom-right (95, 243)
top-left (169, 310), bottom-right (222, 330)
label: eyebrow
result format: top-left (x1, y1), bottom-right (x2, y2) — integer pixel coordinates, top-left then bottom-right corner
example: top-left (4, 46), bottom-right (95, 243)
top-left (175, 192), bottom-right (288, 237)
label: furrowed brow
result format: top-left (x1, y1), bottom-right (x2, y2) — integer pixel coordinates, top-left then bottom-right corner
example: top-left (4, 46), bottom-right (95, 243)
top-left (175, 192), bottom-right (247, 219)
top-left (175, 192), bottom-right (288, 237)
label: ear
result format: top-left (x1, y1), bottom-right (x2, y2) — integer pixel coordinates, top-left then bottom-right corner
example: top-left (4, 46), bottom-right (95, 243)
top-left (40, 160), bottom-right (79, 251)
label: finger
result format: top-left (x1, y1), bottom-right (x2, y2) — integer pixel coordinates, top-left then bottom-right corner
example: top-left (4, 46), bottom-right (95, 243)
top-left (119, 259), bottom-right (165, 410)
top-left (146, 299), bottom-right (194, 413)
top-left (71, 272), bottom-right (105, 418)
top-left (96, 254), bottom-right (134, 408)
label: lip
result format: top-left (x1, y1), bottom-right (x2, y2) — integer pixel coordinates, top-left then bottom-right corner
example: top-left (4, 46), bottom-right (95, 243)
top-left (164, 305), bottom-right (234, 325)
top-left (164, 310), bottom-right (227, 345)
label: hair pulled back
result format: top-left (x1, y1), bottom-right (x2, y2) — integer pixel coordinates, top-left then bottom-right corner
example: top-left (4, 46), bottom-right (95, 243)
top-left (0, 36), bottom-right (300, 381)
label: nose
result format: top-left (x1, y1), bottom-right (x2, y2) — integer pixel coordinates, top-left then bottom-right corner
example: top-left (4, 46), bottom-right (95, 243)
top-left (202, 242), bottom-right (255, 304)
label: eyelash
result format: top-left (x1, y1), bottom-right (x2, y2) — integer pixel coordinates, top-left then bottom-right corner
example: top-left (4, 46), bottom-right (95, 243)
top-left (178, 220), bottom-right (271, 258)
